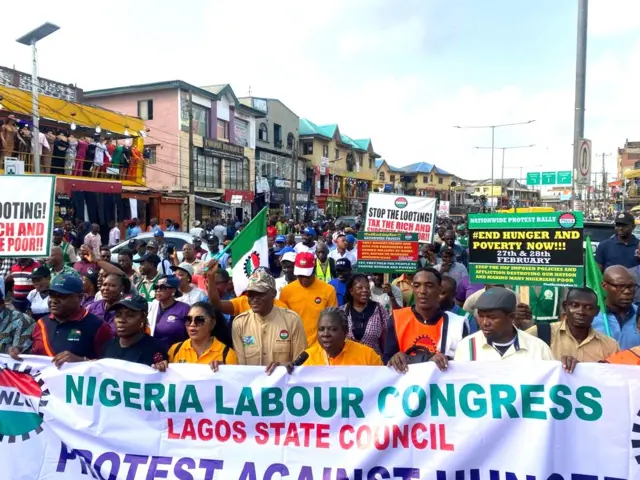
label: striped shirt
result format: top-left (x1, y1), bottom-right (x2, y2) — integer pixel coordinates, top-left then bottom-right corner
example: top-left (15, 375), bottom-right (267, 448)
top-left (10, 261), bottom-right (41, 301)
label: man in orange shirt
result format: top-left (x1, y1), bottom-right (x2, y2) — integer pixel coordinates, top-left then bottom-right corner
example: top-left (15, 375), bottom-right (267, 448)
top-left (606, 346), bottom-right (640, 365)
top-left (280, 252), bottom-right (338, 346)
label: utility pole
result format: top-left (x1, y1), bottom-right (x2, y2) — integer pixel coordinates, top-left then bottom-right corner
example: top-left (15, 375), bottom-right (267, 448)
top-left (290, 143), bottom-right (298, 221)
top-left (571, 0), bottom-right (589, 209)
top-left (188, 90), bottom-right (194, 228)
top-left (598, 153), bottom-right (610, 215)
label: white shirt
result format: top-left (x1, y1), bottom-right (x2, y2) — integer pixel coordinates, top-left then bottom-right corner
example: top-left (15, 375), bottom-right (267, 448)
top-left (32, 132), bottom-right (50, 156)
top-left (328, 249), bottom-right (357, 265)
top-left (179, 286), bottom-right (208, 306)
top-left (370, 283), bottom-right (403, 314)
top-left (27, 290), bottom-right (50, 315)
top-left (108, 227), bottom-right (121, 247)
top-left (454, 329), bottom-right (555, 362)
top-left (295, 242), bottom-right (317, 254)
top-left (94, 142), bottom-right (110, 165)
top-left (189, 227), bottom-right (205, 238)
top-left (213, 225), bottom-right (227, 243)
top-left (275, 276), bottom-right (290, 299)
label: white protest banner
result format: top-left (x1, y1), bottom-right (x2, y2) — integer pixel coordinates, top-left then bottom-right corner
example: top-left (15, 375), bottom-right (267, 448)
top-left (0, 175), bottom-right (55, 257)
top-left (2, 354), bottom-right (639, 480)
top-left (438, 200), bottom-right (450, 217)
top-left (365, 192), bottom-right (437, 243)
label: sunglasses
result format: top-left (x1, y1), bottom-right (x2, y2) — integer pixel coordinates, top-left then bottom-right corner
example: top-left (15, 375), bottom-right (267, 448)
top-left (185, 315), bottom-right (207, 326)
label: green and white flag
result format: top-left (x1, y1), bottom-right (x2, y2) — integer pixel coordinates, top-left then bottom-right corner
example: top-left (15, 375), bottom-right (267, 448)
top-left (227, 207), bottom-right (269, 296)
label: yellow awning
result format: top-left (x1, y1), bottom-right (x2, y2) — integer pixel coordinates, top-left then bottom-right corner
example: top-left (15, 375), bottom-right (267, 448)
top-left (0, 85), bottom-right (144, 136)
top-left (624, 169), bottom-right (640, 179)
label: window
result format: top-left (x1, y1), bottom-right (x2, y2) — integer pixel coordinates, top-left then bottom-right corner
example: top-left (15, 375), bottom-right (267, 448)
top-left (287, 133), bottom-right (295, 150)
top-left (390, 174), bottom-right (396, 182)
top-left (274, 124), bottom-right (282, 148)
top-left (192, 104), bottom-right (209, 137)
top-left (137, 100), bottom-right (153, 120)
top-left (423, 176), bottom-right (428, 183)
top-left (224, 159), bottom-right (250, 191)
top-left (378, 172), bottom-right (385, 181)
top-left (323, 145), bottom-right (329, 157)
top-left (217, 119), bottom-right (229, 139)
top-left (146, 146), bottom-right (157, 165)
top-left (259, 123), bottom-right (268, 142)
top-left (358, 154), bottom-right (363, 167)
top-left (334, 148), bottom-right (339, 160)
top-left (430, 175), bottom-right (433, 183)
top-left (194, 148), bottom-right (221, 189)
top-left (369, 157), bottom-right (373, 169)
top-left (303, 142), bottom-right (313, 155)
top-left (439, 177), bottom-right (444, 184)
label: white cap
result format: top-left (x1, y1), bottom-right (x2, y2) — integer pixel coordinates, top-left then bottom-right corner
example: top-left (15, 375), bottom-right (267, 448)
top-left (173, 262), bottom-right (194, 278)
top-left (282, 252), bottom-right (297, 263)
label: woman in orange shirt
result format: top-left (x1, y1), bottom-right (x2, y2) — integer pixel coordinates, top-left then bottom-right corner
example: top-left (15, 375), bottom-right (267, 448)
top-left (288, 307), bottom-right (382, 369)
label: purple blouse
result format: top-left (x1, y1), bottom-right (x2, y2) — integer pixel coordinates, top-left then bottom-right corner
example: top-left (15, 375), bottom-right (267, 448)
top-left (153, 300), bottom-right (190, 350)
top-left (86, 299), bottom-right (117, 333)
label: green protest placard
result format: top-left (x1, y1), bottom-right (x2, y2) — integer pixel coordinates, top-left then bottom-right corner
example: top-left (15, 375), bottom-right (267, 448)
top-left (468, 212), bottom-right (584, 286)
top-left (356, 232), bottom-right (419, 273)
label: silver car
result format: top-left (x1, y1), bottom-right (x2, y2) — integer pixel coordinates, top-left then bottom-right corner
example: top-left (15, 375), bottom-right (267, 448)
top-left (109, 232), bottom-right (210, 264)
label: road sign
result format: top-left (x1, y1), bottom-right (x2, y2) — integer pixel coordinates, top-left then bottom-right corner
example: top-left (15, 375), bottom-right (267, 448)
top-left (576, 138), bottom-right (591, 184)
top-left (526, 172), bottom-right (541, 186)
top-left (541, 172), bottom-right (557, 185)
top-left (557, 171), bottom-right (572, 185)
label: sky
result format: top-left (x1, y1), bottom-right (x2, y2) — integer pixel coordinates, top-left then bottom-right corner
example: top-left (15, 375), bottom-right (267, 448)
top-left (1, 0), bottom-right (639, 186)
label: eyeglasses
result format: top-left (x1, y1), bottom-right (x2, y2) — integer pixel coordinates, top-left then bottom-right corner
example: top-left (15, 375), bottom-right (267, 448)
top-left (185, 315), bottom-right (207, 326)
top-left (604, 281), bottom-right (638, 292)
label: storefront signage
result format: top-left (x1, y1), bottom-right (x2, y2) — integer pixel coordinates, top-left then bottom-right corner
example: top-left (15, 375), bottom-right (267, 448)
top-left (234, 118), bottom-right (250, 147)
top-left (203, 138), bottom-right (244, 160)
top-left (468, 211), bottom-right (584, 286)
top-left (224, 190), bottom-right (254, 203)
top-left (356, 232), bottom-right (419, 273)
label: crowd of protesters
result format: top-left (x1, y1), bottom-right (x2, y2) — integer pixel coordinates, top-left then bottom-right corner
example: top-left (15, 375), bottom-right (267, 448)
top-left (1, 211), bottom-right (640, 374)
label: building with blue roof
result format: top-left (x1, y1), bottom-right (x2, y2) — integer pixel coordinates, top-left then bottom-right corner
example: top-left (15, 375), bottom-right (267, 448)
top-left (374, 159), bottom-right (458, 201)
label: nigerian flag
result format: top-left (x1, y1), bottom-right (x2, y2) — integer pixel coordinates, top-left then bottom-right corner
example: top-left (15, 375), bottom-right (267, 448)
top-left (228, 207), bottom-right (269, 296)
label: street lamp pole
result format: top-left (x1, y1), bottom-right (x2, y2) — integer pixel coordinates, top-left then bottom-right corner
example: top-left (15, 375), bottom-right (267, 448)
top-left (16, 23), bottom-right (60, 174)
top-left (474, 144), bottom-right (535, 208)
top-left (454, 120), bottom-right (535, 210)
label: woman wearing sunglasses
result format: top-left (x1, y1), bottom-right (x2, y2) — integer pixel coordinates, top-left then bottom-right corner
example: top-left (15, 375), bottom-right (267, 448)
top-left (153, 301), bottom-right (237, 372)
top-left (147, 275), bottom-right (190, 350)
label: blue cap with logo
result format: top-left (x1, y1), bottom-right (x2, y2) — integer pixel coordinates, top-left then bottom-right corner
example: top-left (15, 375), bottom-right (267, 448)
top-left (49, 272), bottom-right (83, 295)
top-left (303, 227), bottom-right (316, 236)
top-left (276, 246), bottom-right (295, 256)
top-left (275, 235), bottom-right (286, 243)
top-left (345, 234), bottom-right (356, 243)
top-left (153, 230), bottom-right (164, 237)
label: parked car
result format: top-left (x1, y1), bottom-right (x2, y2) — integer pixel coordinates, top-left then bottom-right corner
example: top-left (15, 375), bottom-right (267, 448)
top-left (584, 221), bottom-right (614, 253)
top-left (335, 216), bottom-right (358, 228)
top-left (109, 232), bottom-right (210, 264)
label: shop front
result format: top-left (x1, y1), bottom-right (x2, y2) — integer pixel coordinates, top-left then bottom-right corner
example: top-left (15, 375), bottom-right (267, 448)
top-left (224, 189), bottom-right (254, 224)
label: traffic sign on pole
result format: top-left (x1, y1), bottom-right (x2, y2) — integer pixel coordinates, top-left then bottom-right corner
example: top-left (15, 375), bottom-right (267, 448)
top-left (541, 172), bottom-right (557, 185)
top-left (557, 171), bottom-right (572, 185)
top-left (526, 172), bottom-right (541, 186)
top-left (576, 139), bottom-right (591, 184)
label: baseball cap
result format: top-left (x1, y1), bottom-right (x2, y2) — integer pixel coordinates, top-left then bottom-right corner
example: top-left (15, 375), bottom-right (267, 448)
top-left (172, 262), bottom-right (194, 278)
top-left (53, 227), bottom-right (64, 236)
top-left (153, 230), bottom-right (165, 237)
top-left (303, 227), bottom-right (315, 236)
top-left (156, 275), bottom-right (182, 297)
top-left (475, 287), bottom-right (516, 313)
top-left (440, 246), bottom-right (455, 256)
top-left (49, 273), bottom-right (83, 295)
top-left (275, 235), bottom-right (286, 243)
top-left (30, 266), bottom-right (52, 279)
top-left (276, 246), bottom-right (295, 257)
top-left (345, 234), bottom-right (356, 243)
top-left (457, 225), bottom-right (466, 231)
top-left (134, 253), bottom-right (161, 265)
top-left (281, 251), bottom-right (297, 263)
top-left (335, 258), bottom-right (352, 271)
top-left (294, 252), bottom-right (315, 276)
top-left (82, 270), bottom-right (99, 290)
top-left (246, 269), bottom-right (276, 293)
top-left (614, 212), bottom-right (635, 226)
top-left (146, 240), bottom-right (158, 248)
top-left (333, 231), bottom-right (345, 241)
top-left (109, 294), bottom-right (149, 313)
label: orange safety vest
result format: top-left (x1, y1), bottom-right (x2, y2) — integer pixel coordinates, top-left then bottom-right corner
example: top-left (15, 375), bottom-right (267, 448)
top-left (606, 349), bottom-right (640, 365)
top-left (392, 307), bottom-right (446, 354)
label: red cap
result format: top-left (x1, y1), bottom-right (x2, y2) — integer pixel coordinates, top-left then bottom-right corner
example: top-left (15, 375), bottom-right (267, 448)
top-left (294, 252), bottom-right (315, 276)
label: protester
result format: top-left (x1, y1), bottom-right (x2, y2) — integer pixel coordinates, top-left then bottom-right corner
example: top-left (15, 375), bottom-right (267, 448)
top-left (605, 345), bottom-right (640, 365)
top-left (102, 295), bottom-right (168, 366)
top-left (592, 265), bottom-right (640, 349)
top-left (329, 258), bottom-right (353, 306)
top-left (26, 267), bottom-right (51, 320)
top-left (280, 252), bottom-right (338, 346)
top-left (595, 212), bottom-right (639, 271)
top-left (127, 218), bottom-right (142, 239)
top-left (276, 250), bottom-right (296, 298)
top-left (134, 253), bottom-right (162, 301)
top-left (0, 289), bottom-right (35, 353)
top-left (514, 285), bottom-right (566, 323)
top-left (452, 287), bottom-right (555, 365)
top-left (328, 232), bottom-right (357, 265)
top-left (144, 241), bottom-right (174, 276)
top-left (147, 218), bottom-right (161, 233)
top-left (441, 229), bottom-right (468, 266)
top-left (117, 249), bottom-right (141, 286)
top-left (526, 287), bottom-right (619, 363)
top-left (189, 220), bottom-right (205, 238)
top-left (84, 223), bottom-right (102, 256)
top-left (385, 268), bottom-right (467, 372)
top-left (315, 242), bottom-right (336, 282)
top-left (456, 224), bottom-right (469, 248)
top-left (147, 275), bottom-right (190, 349)
top-left (341, 274), bottom-right (388, 356)
top-left (100, 246), bottom-right (112, 263)
top-left (47, 246), bottom-right (77, 281)
top-left (80, 270), bottom-right (99, 308)
top-left (295, 227), bottom-right (318, 254)
top-left (52, 227), bottom-right (78, 264)
top-left (154, 302), bottom-right (237, 371)
top-left (391, 272), bottom-right (414, 307)
top-left (231, 269), bottom-right (307, 370)
top-left (455, 276), bottom-right (484, 306)
top-left (192, 237), bottom-right (206, 260)
top-left (74, 245), bottom-right (99, 276)
top-left (213, 219), bottom-right (227, 244)
top-left (370, 273), bottom-right (403, 314)
top-left (8, 273), bottom-right (113, 362)
top-left (434, 246), bottom-right (469, 283)
top-left (172, 263), bottom-right (208, 306)
top-left (86, 273), bottom-right (130, 331)
top-left (7, 257), bottom-right (41, 313)
top-left (108, 220), bottom-right (121, 247)
top-left (439, 276), bottom-right (466, 317)
top-left (287, 308), bottom-right (382, 370)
